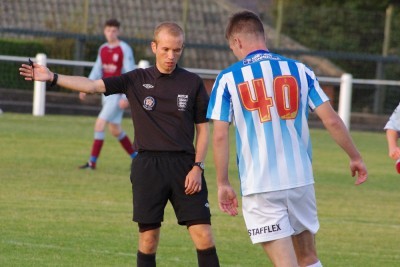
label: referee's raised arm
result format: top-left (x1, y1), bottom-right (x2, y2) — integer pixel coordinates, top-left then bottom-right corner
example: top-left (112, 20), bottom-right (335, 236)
top-left (19, 61), bottom-right (106, 94)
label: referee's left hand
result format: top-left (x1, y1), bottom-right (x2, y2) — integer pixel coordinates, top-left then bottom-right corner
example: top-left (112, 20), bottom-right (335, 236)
top-left (185, 167), bottom-right (202, 195)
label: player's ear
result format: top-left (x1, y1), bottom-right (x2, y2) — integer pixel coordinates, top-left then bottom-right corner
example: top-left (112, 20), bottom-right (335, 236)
top-left (151, 41), bottom-right (157, 53)
top-left (235, 37), bottom-right (243, 49)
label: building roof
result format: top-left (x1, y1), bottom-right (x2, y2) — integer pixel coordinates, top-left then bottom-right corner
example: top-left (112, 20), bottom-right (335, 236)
top-left (0, 0), bottom-right (343, 76)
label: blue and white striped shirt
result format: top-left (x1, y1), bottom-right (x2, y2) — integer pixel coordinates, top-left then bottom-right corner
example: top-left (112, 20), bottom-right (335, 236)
top-left (384, 102), bottom-right (400, 132)
top-left (207, 50), bottom-right (329, 196)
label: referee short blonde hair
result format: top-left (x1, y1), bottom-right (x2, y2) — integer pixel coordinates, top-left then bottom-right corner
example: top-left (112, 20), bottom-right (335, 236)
top-left (153, 22), bottom-right (184, 43)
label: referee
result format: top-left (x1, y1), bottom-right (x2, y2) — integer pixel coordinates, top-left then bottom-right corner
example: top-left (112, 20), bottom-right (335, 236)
top-left (19, 22), bottom-right (219, 267)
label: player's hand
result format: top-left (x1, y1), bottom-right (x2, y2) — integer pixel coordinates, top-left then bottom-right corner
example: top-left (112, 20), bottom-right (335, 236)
top-left (19, 60), bottom-right (52, 82)
top-left (218, 185), bottom-right (238, 216)
top-left (119, 98), bottom-right (129, 109)
top-left (350, 158), bottom-right (368, 185)
top-left (184, 167), bottom-right (202, 195)
top-left (79, 92), bottom-right (87, 101)
top-left (388, 146), bottom-right (400, 160)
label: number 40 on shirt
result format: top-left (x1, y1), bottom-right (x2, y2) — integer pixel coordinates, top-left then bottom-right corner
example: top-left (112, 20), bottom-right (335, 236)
top-left (238, 75), bottom-right (299, 123)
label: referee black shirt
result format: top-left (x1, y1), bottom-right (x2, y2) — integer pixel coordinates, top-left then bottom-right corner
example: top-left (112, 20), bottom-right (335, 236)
top-left (103, 65), bottom-right (209, 154)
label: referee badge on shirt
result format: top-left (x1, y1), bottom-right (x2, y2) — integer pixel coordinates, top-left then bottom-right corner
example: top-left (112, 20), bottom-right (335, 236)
top-left (143, 96), bottom-right (156, 111)
top-left (177, 94), bottom-right (188, 111)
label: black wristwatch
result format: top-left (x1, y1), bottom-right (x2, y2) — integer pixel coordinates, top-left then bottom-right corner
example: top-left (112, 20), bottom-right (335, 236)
top-left (193, 162), bottom-right (205, 171)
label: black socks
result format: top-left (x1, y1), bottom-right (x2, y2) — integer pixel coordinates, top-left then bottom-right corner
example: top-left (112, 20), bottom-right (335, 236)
top-left (137, 246), bottom-right (220, 267)
top-left (197, 246), bottom-right (220, 267)
top-left (137, 251), bottom-right (156, 267)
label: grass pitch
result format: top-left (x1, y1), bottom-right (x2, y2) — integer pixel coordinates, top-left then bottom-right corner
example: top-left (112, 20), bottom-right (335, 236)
top-left (0, 113), bottom-right (399, 266)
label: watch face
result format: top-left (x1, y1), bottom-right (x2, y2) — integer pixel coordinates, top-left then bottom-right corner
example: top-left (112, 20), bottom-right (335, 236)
top-left (194, 162), bottom-right (204, 170)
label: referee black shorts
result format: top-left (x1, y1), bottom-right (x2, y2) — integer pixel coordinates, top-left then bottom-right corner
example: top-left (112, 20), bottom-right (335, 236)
top-left (130, 151), bottom-right (211, 226)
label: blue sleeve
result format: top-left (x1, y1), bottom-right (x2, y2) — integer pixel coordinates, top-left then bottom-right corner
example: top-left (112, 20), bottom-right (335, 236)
top-left (207, 72), bottom-right (232, 123)
top-left (120, 41), bottom-right (135, 73)
top-left (305, 67), bottom-right (329, 111)
top-left (88, 46), bottom-right (103, 80)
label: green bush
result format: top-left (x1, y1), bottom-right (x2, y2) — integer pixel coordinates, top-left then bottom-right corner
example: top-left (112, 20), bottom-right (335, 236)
top-left (0, 39), bottom-right (50, 90)
top-left (0, 39), bottom-right (49, 56)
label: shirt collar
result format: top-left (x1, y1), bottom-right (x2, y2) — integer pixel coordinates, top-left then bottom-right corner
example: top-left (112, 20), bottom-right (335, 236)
top-left (154, 64), bottom-right (180, 78)
top-left (246, 49), bottom-right (270, 57)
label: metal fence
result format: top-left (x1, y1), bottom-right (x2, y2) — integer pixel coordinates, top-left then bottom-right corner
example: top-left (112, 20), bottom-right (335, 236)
top-left (0, 55), bottom-right (400, 119)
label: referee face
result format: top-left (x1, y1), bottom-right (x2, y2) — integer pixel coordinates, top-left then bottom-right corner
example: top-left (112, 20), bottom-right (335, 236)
top-left (151, 29), bottom-right (184, 74)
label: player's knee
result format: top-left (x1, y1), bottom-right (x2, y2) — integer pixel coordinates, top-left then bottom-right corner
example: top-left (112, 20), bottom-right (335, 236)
top-left (188, 225), bottom-right (215, 249)
top-left (109, 126), bottom-right (121, 137)
top-left (296, 249), bottom-right (318, 266)
top-left (139, 234), bottom-right (159, 254)
top-left (140, 239), bottom-right (157, 252)
top-left (94, 118), bottom-right (106, 131)
top-left (138, 223), bottom-right (161, 253)
top-left (110, 130), bottom-right (120, 137)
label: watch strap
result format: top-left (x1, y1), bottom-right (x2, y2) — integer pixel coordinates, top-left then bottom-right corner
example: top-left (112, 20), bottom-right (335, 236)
top-left (193, 162), bottom-right (205, 171)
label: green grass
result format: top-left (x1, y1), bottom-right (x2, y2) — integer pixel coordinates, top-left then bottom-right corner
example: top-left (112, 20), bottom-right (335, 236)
top-left (1, 113), bottom-right (399, 266)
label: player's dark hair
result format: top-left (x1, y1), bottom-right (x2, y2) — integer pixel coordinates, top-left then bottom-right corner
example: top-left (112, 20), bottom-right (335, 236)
top-left (225, 10), bottom-right (264, 40)
top-left (105, 18), bottom-right (120, 28)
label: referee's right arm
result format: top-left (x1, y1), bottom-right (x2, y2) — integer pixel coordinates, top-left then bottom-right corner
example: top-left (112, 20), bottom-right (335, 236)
top-left (19, 62), bottom-right (106, 94)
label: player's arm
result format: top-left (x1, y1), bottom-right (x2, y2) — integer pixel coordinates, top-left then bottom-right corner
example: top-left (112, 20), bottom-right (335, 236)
top-left (314, 101), bottom-right (368, 185)
top-left (19, 62), bottom-right (106, 94)
top-left (213, 120), bottom-right (238, 216)
top-left (80, 51), bottom-right (103, 101)
top-left (121, 43), bottom-right (135, 73)
top-left (185, 122), bottom-right (209, 195)
top-left (88, 53), bottom-right (103, 80)
top-left (386, 129), bottom-right (400, 160)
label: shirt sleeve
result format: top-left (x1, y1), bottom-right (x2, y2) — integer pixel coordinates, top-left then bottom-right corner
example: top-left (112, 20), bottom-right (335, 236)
top-left (194, 78), bottom-right (210, 124)
top-left (305, 66), bottom-right (329, 111)
top-left (103, 73), bottom-right (130, 96)
top-left (207, 72), bottom-right (233, 123)
top-left (88, 46), bottom-right (104, 80)
top-left (384, 103), bottom-right (400, 131)
top-left (120, 41), bottom-right (135, 73)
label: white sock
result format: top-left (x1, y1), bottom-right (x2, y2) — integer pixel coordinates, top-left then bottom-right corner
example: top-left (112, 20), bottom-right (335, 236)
top-left (307, 260), bottom-right (322, 267)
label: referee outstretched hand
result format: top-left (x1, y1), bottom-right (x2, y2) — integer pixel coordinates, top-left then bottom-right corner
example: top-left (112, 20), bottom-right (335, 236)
top-left (19, 60), bottom-right (52, 82)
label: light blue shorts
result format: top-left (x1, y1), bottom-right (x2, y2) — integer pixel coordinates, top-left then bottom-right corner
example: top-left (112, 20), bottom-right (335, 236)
top-left (98, 94), bottom-right (125, 124)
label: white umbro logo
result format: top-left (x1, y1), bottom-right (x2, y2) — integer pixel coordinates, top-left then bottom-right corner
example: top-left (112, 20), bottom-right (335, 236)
top-left (143, 84), bottom-right (154, 89)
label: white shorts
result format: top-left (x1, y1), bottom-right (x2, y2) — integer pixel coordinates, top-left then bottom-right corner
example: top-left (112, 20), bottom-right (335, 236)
top-left (98, 94), bottom-right (125, 124)
top-left (242, 184), bottom-right (319, 244)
